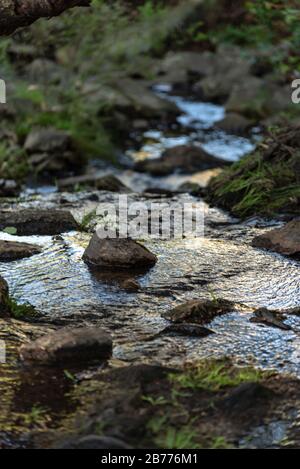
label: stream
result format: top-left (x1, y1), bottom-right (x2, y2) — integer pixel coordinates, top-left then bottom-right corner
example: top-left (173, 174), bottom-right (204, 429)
top-left (0, 89), bottom-right (299, 447)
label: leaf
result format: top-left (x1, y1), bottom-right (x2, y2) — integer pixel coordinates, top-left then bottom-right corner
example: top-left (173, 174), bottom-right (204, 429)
top-left (3, 226), bottom-right (17, 235)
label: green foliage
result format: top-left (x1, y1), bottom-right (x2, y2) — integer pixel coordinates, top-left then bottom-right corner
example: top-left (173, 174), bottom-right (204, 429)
top-left (169, 359), bottom-right (267, 392)
top-left (6, 297), bottom-right (38, 320)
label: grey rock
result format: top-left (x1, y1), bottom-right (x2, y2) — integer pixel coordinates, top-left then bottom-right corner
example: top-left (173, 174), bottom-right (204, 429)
top-left (56, 435), bottom-right (131, 450)
top-left (163, 299), bottom-right (235, 325)
top-left (216, 113), bottom-right (253, 135)
top-left (19, 327), bottom-right (113, 365)
top-left (58, 174), bottom-right (130, 193)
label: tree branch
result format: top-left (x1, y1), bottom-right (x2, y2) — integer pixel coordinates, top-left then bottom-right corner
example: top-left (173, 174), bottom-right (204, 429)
top-left (0, 0), bottom-right (91, 36)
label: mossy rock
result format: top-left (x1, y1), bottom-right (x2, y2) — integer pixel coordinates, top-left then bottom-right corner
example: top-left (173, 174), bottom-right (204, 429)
top-left (207, 126), bottom-right (300, 218)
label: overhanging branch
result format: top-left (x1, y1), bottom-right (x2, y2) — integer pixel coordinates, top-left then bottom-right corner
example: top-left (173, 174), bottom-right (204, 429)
top-left (0, 0), bottom-right (91, 36)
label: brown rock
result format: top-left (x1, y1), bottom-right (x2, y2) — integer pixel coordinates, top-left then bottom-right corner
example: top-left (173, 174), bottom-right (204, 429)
top-left (163, 299), bottom-right (235, 325)
top-left (83, 233), bottom-right (157, 270)
top-left (252, 220), bottom-right (300, 257)
top-left (0, 209), bottom-right (79, 235)
top-left (19, 327), bottom-right (113, 366)
top-left (216, 113), bottom-right (253, 135)
top-left (135, 145), bottom-right (229, 176)
top-left (0, 240), bottom-right (41, 261)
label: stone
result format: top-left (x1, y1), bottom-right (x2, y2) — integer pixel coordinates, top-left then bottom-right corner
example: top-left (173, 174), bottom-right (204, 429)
top-left (19, 327), bottom-right (113, 365)
top-left (159, 323), bottom-right (214, 338)
top-left (252, 220), bottom-right (300, 257)
top-left (216, 113), bottom-right (253, 135)
top-left (163, 299), bottom-right (235, 325)
top-left (24, 128), bottom-right (85, 173)
top-left (0, 179), bottom-right (20, 197)
top-left (0, 240), bottom-right (41, 261)
top-left (121, 279), bottom-right (141, 292)
top-left (250, 308), bottom-right (291, 331)
top-left (83, 233), bottom-right (157, 270)
top-left (58, 174), bottom-right (130, 193)
top-left (135, 145), bottom-right (229, 176)
top-left (0, 209), bottom-right (79, 235)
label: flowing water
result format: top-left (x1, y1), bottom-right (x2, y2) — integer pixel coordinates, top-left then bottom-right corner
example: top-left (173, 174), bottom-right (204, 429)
top-left (0, 91), bottom-right (299, 446)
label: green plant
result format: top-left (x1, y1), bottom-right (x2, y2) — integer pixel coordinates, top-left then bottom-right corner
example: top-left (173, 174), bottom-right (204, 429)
top-left (6, 297), bottom-right (38, 320)
top-left (154, 425), bottom-right (200, 449)
top-left (23, 405), bottom-right (49, 426)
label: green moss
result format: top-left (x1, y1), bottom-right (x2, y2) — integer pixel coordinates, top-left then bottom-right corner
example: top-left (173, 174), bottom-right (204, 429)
top-left (5, 297), bottom-right (38, 320)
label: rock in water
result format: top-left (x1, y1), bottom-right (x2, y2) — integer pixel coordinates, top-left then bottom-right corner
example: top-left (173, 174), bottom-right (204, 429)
top-left (163, 299), bottom-right (235, 325)
top-left (252, 220), bottom-right (300, 257)
top-left (250, 308), bottom-right (291, 331)
top-left (83, 233), bottom-right (157, 270)
top-left (19, 327), bottom-right (113, 365)
top-left (0, 240), bottom-right (41, 261)
top-left (0, 275), bottom-right (10, 317)
top-left (135, 145), bottom-right (229, 176)
top-left (0, 209), bottom-right (78, 235)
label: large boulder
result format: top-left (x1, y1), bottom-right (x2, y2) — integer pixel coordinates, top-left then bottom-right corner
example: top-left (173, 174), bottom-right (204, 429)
top-left (19, 327), bottom-right (113, 366)
top-left (135, 145), bottom-right (229, 176)
top-left (252, 220), bottom-right (300, 257)
top-left (83, 233), bottom-right (157, 270)
top-left (0, 209), bottom-right (79, 235)
top-left (0, 240), bottom-right (41, 261)
top-left (24, 128), bottom-right (85, 174)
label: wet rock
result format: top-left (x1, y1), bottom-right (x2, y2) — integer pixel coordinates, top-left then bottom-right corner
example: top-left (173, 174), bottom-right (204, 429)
top-left (158, 323), bottom-right (214, 338)
top-left (0, 240), bottom-right (41, 261)
top-left (216, 113), bottom-right (253, 135)
top-left (0, 179), bottom-right (20, 197)
top-left (24, 128), bottom-right (85, 174)
top-left (221, 382), bottom-right (273, 416)
top-left (0, 276), bottom-right (10, 316)
top-left (56, 435), bottom-right (131, 450)
top-left (177, 181), bottom-right (204, 196)
top-left (252, 220), bottom-right (300, 257)
top-left (121, 279), bottom-right (141, 292)
top-left (163, 299), bottom-right (235, 325)
top-left (135, 145), bottom-right (229, 176)
top-left (0, 209), bottom-right (79, 235)
top-left (250, 308), bottom-right (291, 331)
top-left (83, 233), bottom-right (157, 270)
top-left (19, 327), bottom-right (113, 366)
top-left (58, 174), bottom-right (130, 193)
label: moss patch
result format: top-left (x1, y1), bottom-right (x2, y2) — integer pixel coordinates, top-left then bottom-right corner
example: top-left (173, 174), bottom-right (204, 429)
top-left (207, 126), bottom-right (300, 218)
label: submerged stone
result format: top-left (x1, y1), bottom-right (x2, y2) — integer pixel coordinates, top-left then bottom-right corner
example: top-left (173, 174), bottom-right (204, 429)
top-left (163, 299), bottom-right (235, 325)
top-left (250, 308), bottom-right (291, 331)
top-left (0, 240), bottom-right (41, 261)
top-left (252, 220), bottom-right (300, 258)
top-left (19, 327), bottom-right (113, 365)
top-left (83, 233), bottom-right (157, 270)
top-left (0, 209), bottom-right (79, 235)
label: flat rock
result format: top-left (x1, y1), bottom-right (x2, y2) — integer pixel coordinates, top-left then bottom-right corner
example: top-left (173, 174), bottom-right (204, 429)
top-left (0, 240), bottom-right (41, 261)
top-left (135, 145), bottom-right (229, 176)
top-left (83, 233), bottom-right (157, 270)
top-left (163, 299), bottom-right (235, 325)
top-left (58, 174), bottom-right (130, 193)
top-left (250, 308), bottom-right (291, 331)
top-left (0, 209), bottom-right (79, 235)
top-left (19, 327), bottom-right (113, 365)
top-left (252, 220), bottom-right (300, 257)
